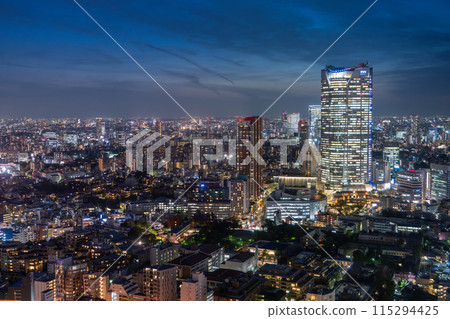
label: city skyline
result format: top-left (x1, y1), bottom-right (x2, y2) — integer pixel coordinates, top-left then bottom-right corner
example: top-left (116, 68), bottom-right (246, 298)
top-left (1, 0), bottom-right (450, 118)
top-left (1, 0), bottom-right (450, 306)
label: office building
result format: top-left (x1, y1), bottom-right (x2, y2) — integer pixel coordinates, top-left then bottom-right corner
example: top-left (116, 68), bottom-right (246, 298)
top-left (149, 243), bottom-right (181, 266)
top-left (319, 63), bottom-right (373, 190)
top-left (265, 187), bottom-right (326, 221)
top-left (298, 120), bottom-right (309, 143)
top-left (397, 169), bottom-right (426, 203)
top-left (372, 160), bottom-right (391, 190)
top-left (430, 163), bottom-right (450, 200)
top-left (191, 180), bottom-right (229, 202)
top-left (383, 142), bottom-right (400, 180)
top-left (96, 118), bottom-right (106, 139)
top-left (286, 113), bottom-right (300, 136)
top-left (187, 201), bottom-right (232, 220)
top-left (308, 105), bottom-right (321, 145)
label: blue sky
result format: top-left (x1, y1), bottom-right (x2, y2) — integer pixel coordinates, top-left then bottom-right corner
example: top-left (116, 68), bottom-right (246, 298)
top-left (1, 0), bottom-right (449, 118)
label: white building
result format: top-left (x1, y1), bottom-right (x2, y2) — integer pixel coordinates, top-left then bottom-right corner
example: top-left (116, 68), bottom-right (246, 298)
top-left (180, 272), bottom-right (210, 301)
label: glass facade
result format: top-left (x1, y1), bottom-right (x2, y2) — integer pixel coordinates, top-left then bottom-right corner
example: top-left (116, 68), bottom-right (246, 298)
top-left (308, 105), bottom-right (321, 145)
top-left (430, 163), bottom-right (450, 200)
top-left (320, 64), bottom-right (373, 190)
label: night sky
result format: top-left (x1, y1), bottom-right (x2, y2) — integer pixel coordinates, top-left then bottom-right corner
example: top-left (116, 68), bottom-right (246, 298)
top-left (1, 0), bottom-right (449, 119)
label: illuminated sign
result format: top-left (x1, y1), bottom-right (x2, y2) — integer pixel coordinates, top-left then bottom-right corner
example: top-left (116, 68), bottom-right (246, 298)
top-left (329, 68), bottom-right (350, 73)
top-left (360, 70), bottom-right (367, 76)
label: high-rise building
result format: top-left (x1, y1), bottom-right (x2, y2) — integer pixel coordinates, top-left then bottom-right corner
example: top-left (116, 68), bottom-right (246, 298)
top-left (308, 105), bottom-right (321, 145)
top-left (227, 177), bottom-right (250, 218)
top-left (96, 118), bottom-right (106, 139)
top-left (281, 111), bottom-right (288, 129)
top-left (319, 63), bottom-right (373, 190)
top-left (286, 113), bottom-right (300, 136)
top-left (430, 163), bottom-right (450, 200)
top-left (372, 160), bottom-right (391, 190)
top-left (54, 257), bottom-right (88, 301)
top-left (298, 120), bottom-right (309, 143)
top-left (98, 154), bottom-right (108, 172)
top-left (397, 169), bottom-right (426, 203)
top-left (409, 115), bottom-right (419, 144)
top-left (142, 265), bottom-right (177, 301)
top-left (237, 117), bottom-right (263, 200)
top-left (383, 142), bottom-right (400, 180)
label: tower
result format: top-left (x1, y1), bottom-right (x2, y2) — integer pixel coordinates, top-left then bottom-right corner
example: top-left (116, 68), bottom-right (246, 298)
top-left (237, 117), bottom-right (263, 200)
top-left (319, 63), bottom-right (373, 190)
top-left (308, 105), bottom-right (321, 145)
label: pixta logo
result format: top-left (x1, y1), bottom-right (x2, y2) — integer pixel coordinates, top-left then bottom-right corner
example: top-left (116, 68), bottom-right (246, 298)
top-left (126, 130), bottom-right (171, 174)
top-left (127, 130), bottom-right (321, 174)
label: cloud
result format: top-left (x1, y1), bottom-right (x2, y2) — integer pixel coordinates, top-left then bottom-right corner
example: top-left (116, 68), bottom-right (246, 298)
top-left (1, 0), bottom-right (449, 117)
top-left (138, 43), bottom-right (234, 85)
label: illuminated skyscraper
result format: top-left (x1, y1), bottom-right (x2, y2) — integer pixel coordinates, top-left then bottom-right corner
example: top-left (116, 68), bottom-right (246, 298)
top-left (430, 163), bottom-right (450, 200)
top-left (298, 120), bottom-right (309, 143)
top-left (96, 118), bottom-right (106, 139)
top-left (286, 113), bottom-right (300, 136)
top-left (383, 142), bottom-right (400, 180)
top-left (281, 111), bottom-right (287, 129)
top-left (228, 177), bottom-right (250, 217)
top-left (319, 63), bottom-right (373, 190)
top-left (237, 117), bottom-right (263, 200)
top-left (308, 105), bottom-right (321, 145)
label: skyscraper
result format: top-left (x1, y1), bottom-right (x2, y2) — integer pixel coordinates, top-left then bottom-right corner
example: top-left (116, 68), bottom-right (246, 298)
top-left (281, 111), bottom-right (287, 129)
top-left (308, 105), bottom-right (321, 145)
top-left (228, 177), bottom-right (250, 218)
top-left (319, 63), bottom-right (373, 190)
top-left (96, 118), bottom-right (106, 139)
top-left (383, 142), bottom-right (400, 180)
top-left (298, 120), bottom-right (309, 143)
top-left (237, 116), bottom-right (263, 200)
top-left (286, 113), bottom-right (300, 136)
top-left (430, 163), bottom-right (450, 200)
